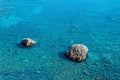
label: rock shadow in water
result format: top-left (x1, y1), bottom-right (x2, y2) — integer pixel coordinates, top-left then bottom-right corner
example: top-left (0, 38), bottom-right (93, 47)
top-left (16, 43), bottom-right (37, 49)
top-left (58, 51), bottom-right (89, 63)
top-left (16, 43), bottom-right (27, 49)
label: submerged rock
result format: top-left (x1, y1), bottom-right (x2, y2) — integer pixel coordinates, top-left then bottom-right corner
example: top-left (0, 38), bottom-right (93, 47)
top-left (21, 38), bottom-right (36, 47)
top-left (65, 44), bottom-right (88, 61)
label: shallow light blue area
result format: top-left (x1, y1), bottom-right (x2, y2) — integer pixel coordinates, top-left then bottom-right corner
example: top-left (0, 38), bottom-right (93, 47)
top-left (0, 0), bottom-right (120, 80)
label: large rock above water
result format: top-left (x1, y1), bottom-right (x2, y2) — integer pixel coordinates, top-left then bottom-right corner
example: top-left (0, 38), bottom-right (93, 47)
top-left (65, 44), bottom-right (88, 61)
top-left (21, 38), bottom-right (36, 47)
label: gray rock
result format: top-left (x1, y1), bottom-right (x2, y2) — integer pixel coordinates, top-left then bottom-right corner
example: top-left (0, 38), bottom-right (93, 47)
top-left (21, 38), bottom-right (36, 47)
top-left (65, 44), bottom-right (88, 61)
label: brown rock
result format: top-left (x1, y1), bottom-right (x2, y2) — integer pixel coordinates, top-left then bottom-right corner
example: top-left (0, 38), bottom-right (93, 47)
top-left (21, 38), bottom-right (36, 47)
top-left (65, 44), bottom-right (88, 61)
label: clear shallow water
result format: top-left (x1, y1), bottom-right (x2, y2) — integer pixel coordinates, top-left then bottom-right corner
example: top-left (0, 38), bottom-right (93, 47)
top-left (0, 0), bottom-right (120, 80)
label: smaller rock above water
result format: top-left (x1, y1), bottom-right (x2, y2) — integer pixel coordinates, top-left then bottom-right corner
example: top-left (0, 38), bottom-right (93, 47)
top-left (21, 38), bottom-right (36, 47)
top-left (65, 44), bottom-right (88, 62)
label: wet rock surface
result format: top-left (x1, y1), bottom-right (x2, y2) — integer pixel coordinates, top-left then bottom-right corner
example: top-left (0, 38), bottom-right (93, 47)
top-left (65, 44), bottom-right (88, 61)
top-left (21, 38), bottom-right (36, 47)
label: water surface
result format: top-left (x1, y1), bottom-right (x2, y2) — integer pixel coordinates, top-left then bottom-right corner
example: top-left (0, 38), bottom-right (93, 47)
top-left (0, 0), bottom-right (120, 80)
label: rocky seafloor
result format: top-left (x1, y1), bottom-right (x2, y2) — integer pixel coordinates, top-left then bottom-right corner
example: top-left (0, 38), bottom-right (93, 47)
top-left (0, 0), bottom-right (120, 80)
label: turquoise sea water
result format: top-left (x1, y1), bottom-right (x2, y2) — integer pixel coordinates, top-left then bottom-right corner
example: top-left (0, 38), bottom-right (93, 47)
top-left (0, 0), bottom-right (120, 80)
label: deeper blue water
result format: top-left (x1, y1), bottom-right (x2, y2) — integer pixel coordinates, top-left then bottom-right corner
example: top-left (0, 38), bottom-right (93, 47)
top-left (0, 0), bottom-right (120, 80)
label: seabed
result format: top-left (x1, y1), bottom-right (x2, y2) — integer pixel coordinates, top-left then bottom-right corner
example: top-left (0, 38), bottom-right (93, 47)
top-left (0, 0), bottom-right (120, 80)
